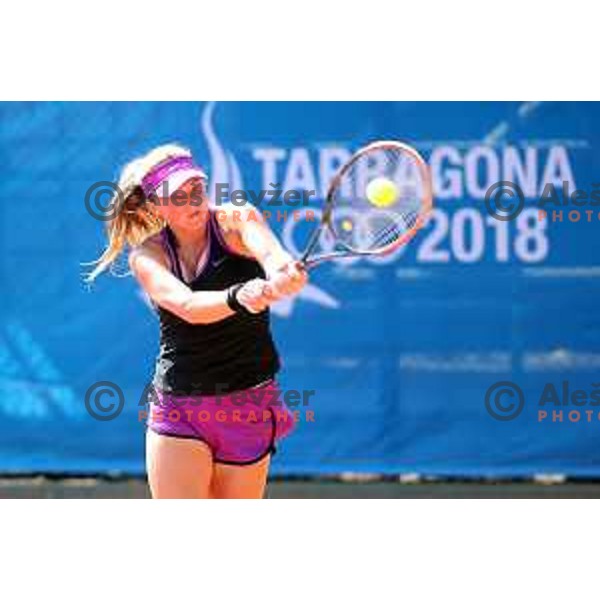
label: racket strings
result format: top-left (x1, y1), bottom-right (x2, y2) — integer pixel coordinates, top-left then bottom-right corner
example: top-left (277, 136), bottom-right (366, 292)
top-left (332, 145), bottom-right (426, 253)
top-left (367, 211), bottom-right (418, 251)
top-left (369, 220), bottom-right (403, 250)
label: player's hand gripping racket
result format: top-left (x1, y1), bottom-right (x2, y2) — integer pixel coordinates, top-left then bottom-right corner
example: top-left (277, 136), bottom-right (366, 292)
top-left (298, 140), bottom-right (432, 268)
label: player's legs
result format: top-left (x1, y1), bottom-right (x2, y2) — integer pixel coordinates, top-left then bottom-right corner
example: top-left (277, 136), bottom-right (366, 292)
top-left (210, 454), bottom-right (271, 499)
top-left (146, 430), bottom-right (213, 499)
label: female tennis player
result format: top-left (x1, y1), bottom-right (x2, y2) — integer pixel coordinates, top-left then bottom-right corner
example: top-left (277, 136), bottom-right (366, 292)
top-left (87, 143), bottom-right (307, 499)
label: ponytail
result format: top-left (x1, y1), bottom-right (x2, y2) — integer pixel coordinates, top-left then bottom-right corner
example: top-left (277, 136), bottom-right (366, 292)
top-left (84, 143), bottom-right (195, 283)
top-left (83, 160), bottom-right (165, 283)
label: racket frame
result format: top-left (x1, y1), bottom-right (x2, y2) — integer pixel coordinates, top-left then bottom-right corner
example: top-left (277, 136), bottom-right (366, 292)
top-left (300, 140), bottom-right (433, 269)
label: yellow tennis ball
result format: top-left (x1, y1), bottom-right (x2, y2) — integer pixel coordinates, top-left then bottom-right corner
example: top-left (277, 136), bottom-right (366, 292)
top-left (366, 177), bottom-right (399, 208)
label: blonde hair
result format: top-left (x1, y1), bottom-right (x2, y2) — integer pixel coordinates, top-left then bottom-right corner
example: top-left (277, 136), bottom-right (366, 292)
top-left (84, 143), bottom-right (193, 283)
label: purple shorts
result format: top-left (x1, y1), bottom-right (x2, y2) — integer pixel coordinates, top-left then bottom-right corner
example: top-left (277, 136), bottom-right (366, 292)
top-left (146, 380), bottom-right (296, 465)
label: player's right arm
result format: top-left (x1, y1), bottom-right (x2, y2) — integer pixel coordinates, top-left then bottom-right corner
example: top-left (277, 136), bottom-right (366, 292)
top-left (128, 242), bottom-right (273, 324)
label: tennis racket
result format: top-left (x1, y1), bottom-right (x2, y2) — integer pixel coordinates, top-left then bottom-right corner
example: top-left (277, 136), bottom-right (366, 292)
top-left (299, 140), bottom-right (432, 268)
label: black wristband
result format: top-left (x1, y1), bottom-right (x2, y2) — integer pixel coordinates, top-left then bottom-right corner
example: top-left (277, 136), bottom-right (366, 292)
top-left (226, 283), bottom-right (252, 315)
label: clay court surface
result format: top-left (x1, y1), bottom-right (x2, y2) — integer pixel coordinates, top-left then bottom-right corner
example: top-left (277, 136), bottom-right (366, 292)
top-left (1, 477), bottom-right (599, 499)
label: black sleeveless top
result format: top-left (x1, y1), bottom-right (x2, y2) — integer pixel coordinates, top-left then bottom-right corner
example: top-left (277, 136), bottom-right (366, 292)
top-left (151, 210), bottom-right (280, 396)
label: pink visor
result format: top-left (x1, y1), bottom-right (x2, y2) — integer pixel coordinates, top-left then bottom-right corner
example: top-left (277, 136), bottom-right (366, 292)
top-left (141, 155), bottom-right (207, 197)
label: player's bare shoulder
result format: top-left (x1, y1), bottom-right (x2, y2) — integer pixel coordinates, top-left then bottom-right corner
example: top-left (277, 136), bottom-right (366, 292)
top-left (129, 230), bottom-right (169, 274)
top-left (211, 204), bottom-right (258, 257)
top-left (213, 202), bottom-right (259, 233)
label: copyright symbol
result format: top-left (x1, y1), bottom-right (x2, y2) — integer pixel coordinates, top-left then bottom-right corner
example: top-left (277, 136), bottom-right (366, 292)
top-left (84, 181), bottom-right (125, 222)
top-left (85, 381), bottom-right (125, 422)
top-left (485, 381), bottom-right (525, 421)
top-left (485, 181), bottom-right (524, 222)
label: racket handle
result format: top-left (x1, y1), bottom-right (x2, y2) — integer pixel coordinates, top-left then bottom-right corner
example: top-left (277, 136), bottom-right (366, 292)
top-left (300, 255), bottom-right (339, 269)
top-left (300, 257), bottom-right (319, 270)
top-left (273, 259), bottom-right (311, 273)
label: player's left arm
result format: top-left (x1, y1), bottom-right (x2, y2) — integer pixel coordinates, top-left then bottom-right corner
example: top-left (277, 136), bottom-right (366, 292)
top-left (219, 204), bottom-right (307, 296)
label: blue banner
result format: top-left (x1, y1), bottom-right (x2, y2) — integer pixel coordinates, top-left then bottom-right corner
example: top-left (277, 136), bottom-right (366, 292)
top-left (1, 101), bottom-right (599, 476)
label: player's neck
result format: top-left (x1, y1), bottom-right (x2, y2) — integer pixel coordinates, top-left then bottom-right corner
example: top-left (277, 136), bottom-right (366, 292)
top-left (168, 219), bottom-right (209, 250)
